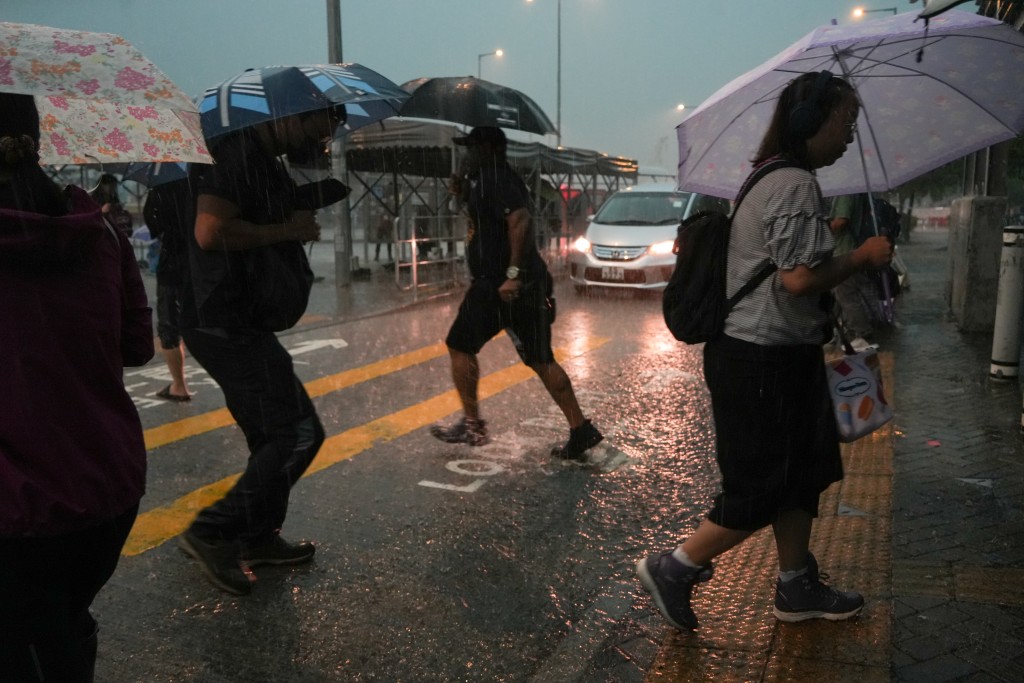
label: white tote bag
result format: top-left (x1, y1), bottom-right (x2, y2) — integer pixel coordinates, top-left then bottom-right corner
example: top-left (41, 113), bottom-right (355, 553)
top-left (825, 348), bottom-right (893, 442)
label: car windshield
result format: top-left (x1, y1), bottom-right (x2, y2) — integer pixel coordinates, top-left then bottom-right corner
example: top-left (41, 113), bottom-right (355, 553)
top-left (592, 191), bottom-right (692, 226)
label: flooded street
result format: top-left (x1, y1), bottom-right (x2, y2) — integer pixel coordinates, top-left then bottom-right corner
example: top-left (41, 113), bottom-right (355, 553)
top-left (95, 282), bottom-right (723, 682)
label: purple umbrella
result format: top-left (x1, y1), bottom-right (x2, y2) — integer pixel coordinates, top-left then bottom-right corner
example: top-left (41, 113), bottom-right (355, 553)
top-left (677, 10), bottom-right (1024, 200)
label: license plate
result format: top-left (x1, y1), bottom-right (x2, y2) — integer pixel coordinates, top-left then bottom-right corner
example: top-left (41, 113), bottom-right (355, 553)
top-left (601, 267), bottom-right (624, 281)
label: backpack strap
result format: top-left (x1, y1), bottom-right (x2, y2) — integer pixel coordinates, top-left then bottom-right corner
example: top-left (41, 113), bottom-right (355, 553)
top-left (723, 157), bottom-right (801, 312)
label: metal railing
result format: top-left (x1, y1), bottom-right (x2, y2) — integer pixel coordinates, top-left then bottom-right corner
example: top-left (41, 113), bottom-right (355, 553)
top-left (393, 214), bottom-right (466, 298)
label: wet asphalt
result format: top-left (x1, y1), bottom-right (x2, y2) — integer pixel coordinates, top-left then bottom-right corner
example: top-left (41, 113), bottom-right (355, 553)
top-left (96, 270), bottom-right (723, 682)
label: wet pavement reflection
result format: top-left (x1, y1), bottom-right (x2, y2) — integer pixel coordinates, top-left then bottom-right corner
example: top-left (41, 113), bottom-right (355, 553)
top-left (95, 280), bottom-right (887, 681)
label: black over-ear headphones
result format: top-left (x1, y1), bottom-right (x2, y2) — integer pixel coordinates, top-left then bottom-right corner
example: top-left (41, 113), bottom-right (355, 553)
top-left (787, 70), bottom-right (835, 140)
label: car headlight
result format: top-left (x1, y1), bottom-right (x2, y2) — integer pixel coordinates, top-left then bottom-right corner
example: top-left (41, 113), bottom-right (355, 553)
top-left (648, 240), bottom-right (675, 256)
top-left (573, 236), bottom-right (591, 253)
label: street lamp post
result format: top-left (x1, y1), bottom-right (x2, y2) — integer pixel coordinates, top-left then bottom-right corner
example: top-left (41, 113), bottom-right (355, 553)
top-left (557, 0), bottom-right (562, 148)
top-left (526, 0), bottom-right (562, 147)
top-left (477, 49), bottom-right (503, 78)
top-left (852, 6), bottom-right (898, 17)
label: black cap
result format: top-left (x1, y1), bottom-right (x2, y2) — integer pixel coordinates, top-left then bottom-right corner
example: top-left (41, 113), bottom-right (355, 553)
top-left (453, 126), bottom-right (506, 147)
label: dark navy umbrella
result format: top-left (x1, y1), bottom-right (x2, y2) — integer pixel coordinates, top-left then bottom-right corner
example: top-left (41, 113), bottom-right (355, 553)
top-left (398, 76), bottom-right (556, 136)
top-left (122, 161), bottom-right (189, 187)
top-left (198, 63), bottom-right (409, 139)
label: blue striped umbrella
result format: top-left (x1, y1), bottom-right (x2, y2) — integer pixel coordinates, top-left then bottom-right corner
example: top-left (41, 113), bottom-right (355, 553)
top-left (198, 63), bottom-right (409, 139)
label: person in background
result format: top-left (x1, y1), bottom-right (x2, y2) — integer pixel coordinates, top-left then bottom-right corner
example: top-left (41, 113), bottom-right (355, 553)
top-left (177, 105), bottom-right (348, 595)
top-left (636, 72), bottom-right (892, 631)
top-left (829, 193), bottom-right (881, 350)
top-left (0, 93), bottom-right (152, 682)
top-left (90, 172), bottom-right (133, 236)
top-left (144, 177), bottom-right (195, 402)
top-left (430, 126), bottom-right (603, 461)
top-left (375, 209), bottom-right (393, 262)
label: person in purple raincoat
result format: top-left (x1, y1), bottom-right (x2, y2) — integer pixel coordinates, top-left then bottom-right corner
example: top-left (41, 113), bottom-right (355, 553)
top-left (0, 93), bottom-right (152, 682)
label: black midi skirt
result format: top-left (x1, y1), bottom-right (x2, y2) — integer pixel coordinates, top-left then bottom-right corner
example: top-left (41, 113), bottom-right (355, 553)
top-left (702, 334), bottom-right (842, 531)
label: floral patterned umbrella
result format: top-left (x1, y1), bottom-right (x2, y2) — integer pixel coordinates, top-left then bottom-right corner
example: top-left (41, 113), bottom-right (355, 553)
top-left (0, 22), bottom-right (211, 165)
top-left (676, 10), bottom-right (1024, 198)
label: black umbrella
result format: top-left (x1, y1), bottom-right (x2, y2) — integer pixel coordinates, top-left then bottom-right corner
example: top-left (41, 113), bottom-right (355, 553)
top-left (398, 76), bottom-right (556, 136)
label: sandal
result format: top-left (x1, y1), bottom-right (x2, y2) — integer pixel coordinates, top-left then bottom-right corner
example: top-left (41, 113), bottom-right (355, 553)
top-left (156, 385), bottom-right (192, 402)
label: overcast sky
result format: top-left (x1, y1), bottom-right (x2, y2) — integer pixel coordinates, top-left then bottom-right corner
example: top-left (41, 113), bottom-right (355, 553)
top-left (4, 1), bottom-right (920, 171)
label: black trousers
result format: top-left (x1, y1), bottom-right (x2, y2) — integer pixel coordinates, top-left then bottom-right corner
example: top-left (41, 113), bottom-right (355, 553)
top-left (182, 328), bottom-right (325, 547)
top-left (0, 505), bottom-right (138, 683)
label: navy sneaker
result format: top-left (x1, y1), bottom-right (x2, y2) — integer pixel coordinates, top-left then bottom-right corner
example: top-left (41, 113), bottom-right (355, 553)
top-left (636, 550), bottom-right (714, 631)
top-left (773, 552), bottom-right (864, 623)
top-left (551, 419), bottom-right (603, 461)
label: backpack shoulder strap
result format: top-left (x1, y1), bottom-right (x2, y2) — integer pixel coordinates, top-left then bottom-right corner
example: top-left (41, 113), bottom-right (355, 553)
top-left (732, 157), bottom-right (802, 215)
top-left (723, 158), bottom-right (803, 311)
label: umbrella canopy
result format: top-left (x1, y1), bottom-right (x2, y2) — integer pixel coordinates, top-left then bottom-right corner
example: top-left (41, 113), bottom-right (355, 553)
top-left (677, 10), bottom-right (1024, 199)
top-left (197, 63), bottom-right (409, 139)
top-left (122, 161), bottom-right (189, 186)
top-left (0, 22), bottom-right (211, 166)
top-left (398, 76), bottom-right (557, 136)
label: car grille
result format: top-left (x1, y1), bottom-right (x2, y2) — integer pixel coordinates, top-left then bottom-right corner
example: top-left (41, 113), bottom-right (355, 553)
top-left (591, 245), bottom-right (648, 261)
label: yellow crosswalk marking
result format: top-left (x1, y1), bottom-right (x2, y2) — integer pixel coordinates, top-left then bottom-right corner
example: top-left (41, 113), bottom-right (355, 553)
top-left (122, 337), bottom-right (609, 556)
top-left (143, 342), bottom-right (450, 451)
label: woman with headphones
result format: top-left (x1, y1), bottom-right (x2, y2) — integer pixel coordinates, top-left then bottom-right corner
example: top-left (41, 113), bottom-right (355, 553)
top-left (637, 71), bottom-right (893, 631)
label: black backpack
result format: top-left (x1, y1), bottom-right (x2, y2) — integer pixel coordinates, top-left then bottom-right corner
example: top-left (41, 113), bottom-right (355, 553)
top-left (662, 159), bottom-right (797, 344)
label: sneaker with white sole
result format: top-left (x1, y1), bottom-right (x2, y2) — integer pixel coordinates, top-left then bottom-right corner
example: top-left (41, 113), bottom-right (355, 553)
top-left (430, 417), bottom-right (489, 446)
top-left (636, 550), bottom-right (714, 631)
top-left (773, 552), bottom-right (864, 623)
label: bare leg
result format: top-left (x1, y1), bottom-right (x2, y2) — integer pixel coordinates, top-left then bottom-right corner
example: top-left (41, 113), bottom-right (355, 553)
top-left (679, 518), bottom-right (753, 566)
top-left (771, 509), bottom-right (813, 571)
top-left (530, 361), bottom-right (584, 428)
top-left (449, 348), bottom-right (480, 420)
top-left (161, 341), bottom-right (191, 397)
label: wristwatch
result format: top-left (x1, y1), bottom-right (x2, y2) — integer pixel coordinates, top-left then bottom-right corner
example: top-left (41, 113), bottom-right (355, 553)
top-left (506, 265), bottom-right (520, 280)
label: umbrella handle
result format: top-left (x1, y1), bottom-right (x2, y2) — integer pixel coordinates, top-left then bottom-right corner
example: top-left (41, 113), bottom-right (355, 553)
top-left (878, 273), bottom-right (894, 324)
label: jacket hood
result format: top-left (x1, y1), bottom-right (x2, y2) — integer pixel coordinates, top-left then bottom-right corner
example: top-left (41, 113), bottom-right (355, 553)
top-left (0, 186), bottom-right (107, 269)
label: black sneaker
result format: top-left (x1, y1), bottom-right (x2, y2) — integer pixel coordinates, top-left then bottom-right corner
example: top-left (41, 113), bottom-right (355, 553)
top-left (178, 530), bottom-right (253, 596)
top-left (242, 534), bottom-right (316, 567)
top-left (430, 417), bottom-right (489, 446)
top-left (773, 552), bottom-right (864, 623)
top-left (551, 419), bottom-right (603, 461)
top-left (636, 551), bottom-right (714, 631)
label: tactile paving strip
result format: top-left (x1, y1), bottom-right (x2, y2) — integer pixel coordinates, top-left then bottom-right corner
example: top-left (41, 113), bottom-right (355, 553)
top-left (646, 354), bottom-right (895, 681)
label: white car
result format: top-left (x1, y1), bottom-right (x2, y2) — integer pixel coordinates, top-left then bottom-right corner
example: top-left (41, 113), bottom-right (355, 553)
top-left (569, 183), bottom-right (730, 292)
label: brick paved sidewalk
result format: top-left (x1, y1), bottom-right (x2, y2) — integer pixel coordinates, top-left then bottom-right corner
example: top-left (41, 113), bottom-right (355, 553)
top-left (888, 229), bottom-right (1024, 682)
top-left (628, 229), bottom-right (1024, 683)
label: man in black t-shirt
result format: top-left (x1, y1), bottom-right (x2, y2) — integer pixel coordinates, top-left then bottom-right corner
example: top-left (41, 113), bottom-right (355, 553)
top-left (430, 127), bottom-right (603, 460)
top-left (177, 106), bottom-right (347, 595)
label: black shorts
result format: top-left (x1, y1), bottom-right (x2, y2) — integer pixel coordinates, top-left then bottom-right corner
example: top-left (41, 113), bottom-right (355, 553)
top-left (702, 335), bottom-right (842, 531)
top-left (156, 279), bottom-right (183, 350)
top-left (445, 275), bottom-right (555, 365)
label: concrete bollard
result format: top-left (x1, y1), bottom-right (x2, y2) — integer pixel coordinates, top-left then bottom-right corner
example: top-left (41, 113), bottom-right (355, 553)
top-left (991, 226), bottom-right (1024, 382)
